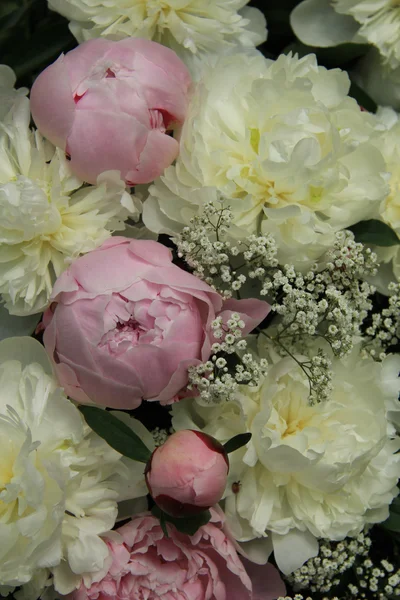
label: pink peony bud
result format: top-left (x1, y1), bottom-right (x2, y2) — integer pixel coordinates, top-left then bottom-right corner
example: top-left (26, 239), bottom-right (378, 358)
top-left (30, 38), bottom-right (192, 185)
top-left (145, 430), bottom-right (229, 517)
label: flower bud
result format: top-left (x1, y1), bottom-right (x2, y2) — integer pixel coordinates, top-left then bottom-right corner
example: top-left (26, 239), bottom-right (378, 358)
top-left (30, 38), bottom-right (192, 185)
top-left (145, 430), bottom-right (229, 517)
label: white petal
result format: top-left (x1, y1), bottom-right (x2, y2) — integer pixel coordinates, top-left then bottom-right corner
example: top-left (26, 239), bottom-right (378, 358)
top-left (271, 529), bottom-right (319, 575)
top-left (238, 537), bottom-right (273, 565)
top-left (0, 336), bottom-right (53, 375)
top-left (290, 0), bottom-right (359, 47)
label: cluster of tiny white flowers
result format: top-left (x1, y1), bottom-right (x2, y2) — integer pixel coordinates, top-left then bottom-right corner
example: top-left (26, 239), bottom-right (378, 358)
top-left (285, 531), bottom-right (400, 599)
top-left (175, 202), bottom-right (278, 298)
top-left (364, 282), bottom-right (400, 361)
top-left (287, 533), bottom-right (371, 594)
top-left (263, 231), bottom-right (378, 359)
top-left (277, 596), bottom-right (338, 600)
top-left (348, 555), bottom-right (400, 599)
top-left (187, 313), bottom-right (268, 404)
top-left (151, 427), bottom-right (171, 447)
top-left (177, 205), bottom-right (381, 404)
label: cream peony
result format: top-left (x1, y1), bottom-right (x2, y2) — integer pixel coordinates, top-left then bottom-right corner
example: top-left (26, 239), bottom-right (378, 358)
top-left (333, 0), bottom-right (400, 70)
top-left (47, 0), bottom-right (267, 72)
top-left (172, 346), bottom-right (400, 574)
top-left (291, 0), bottom-right (400, 70)
top-left (0, 336), bottom-right (148, 598)
top-left (144, 52), bottom-right (388, 270)
top-left (0, 96), bottom-right (139, 317)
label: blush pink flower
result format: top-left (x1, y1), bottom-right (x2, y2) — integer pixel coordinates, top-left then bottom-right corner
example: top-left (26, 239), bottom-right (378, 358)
top-left (145, 430), bottom-right (229, 517)
top-left (30, 38), bottom-right (192, 185)
top-left (43, 237), bottom-right (270, 409)
top-left (69, 510), bottom-right (285, 600)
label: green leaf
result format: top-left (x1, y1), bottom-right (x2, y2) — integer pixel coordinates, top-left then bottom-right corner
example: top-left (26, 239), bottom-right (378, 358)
top-left (348, 220), bottom-right (400, 247)
top-left (79, 406), bottom-right (152, 464)
top-left (0, 1), bottom-right (19, 19)
top-left (224, 432), bottom-right (252, 454)
top-left (151, 506), bottom-right (212, 536)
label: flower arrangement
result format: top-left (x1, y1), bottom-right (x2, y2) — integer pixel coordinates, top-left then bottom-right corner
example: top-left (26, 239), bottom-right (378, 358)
top-left (0, 1), bottom-right (399, 600)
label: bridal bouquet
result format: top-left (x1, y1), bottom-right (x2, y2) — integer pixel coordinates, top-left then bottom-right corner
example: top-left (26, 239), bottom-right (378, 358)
top-left (1, 1), bottom-right (400, 599)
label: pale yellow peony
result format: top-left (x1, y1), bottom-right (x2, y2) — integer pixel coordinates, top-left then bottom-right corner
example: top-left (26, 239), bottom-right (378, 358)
top-left (47, 0), bottom-right (267, 72)
top-left (172, 346), bottom-right (400, 573)
top-left (144, 52), bottom-right (388, 270)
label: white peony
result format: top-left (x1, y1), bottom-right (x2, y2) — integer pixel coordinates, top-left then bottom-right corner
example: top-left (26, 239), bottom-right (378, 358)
top-left (144, 52), bottom-right (388, 270)
top-left (172, 346), bottom-right (400, 574)
top-left (47, 0), bottom-right (267, 73)
top-left (0, 96), bottom-right (140, 317)
top-left (333, 0), bottom-right (400, 70)
top-left (0, 336), bottom-right (148, 597)
top-left (291, 0), bottom-right (400, 70)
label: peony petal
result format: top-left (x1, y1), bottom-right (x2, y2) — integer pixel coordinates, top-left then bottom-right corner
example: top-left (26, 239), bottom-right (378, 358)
top-left (218, 298), bottom-right (271, 337)
top-left (290, 0), bottom-right (360, 47)
top-left (67, 109), bottom-right (149, 184)
top-left (272, 529), bottom-right (319, 575)
top-left (242, 559), bottom-right (286, 600)
top-left (0, 335), bottom-right (52, 375)
top-left (63, 38), bottom-right (113, 92)
top-left (30, 54), bottom-right (76, 150)
top-left (125, 129), bottom-right (179, 185)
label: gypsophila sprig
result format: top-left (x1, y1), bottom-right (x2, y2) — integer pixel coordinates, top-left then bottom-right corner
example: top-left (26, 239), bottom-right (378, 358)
top-left (363, 282), bottom-right (400, 361)
top-left (287, 533), bottom-right (371, 595)
top-left (151, 428), bottom-right (171, 447)
top-left (177, 206), bottom-right (380, 403)
top-left (187, 313), bottom-right (268, 404)
top-left (262, 231), bottom-right (378, 359)
top-left (258, 232), bottom-right (378, 402)
top-left (175, 202), bottom-right (278, 298)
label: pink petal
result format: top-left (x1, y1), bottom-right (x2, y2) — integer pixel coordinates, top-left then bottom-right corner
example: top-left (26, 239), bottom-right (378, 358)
top-left (242, 559), bottom-right (286, 600)
top-left (67, 109), bottom-right (149, 184)
top-left (125, 128), bottom-right (179, 185)
top-left (218, 298), bottom-right (271, 337)
top-left (63, 38), bottom-right (113, 92)
top-left (30, 54), bottom-right (76, 150)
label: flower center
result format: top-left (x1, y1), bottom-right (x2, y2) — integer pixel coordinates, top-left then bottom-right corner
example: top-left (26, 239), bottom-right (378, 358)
top-left (282, 417), bottom-right (308, 438)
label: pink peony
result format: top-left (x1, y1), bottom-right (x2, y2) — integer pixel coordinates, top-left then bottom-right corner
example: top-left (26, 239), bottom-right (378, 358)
top-left (30, 38), bottom-right (192, 185)
top-left (69, 510), bottom-right (285, 600)
top-left (145, 430), bottom-right (229, 517)
top-left (43, 237), bottom-right (270, 409)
